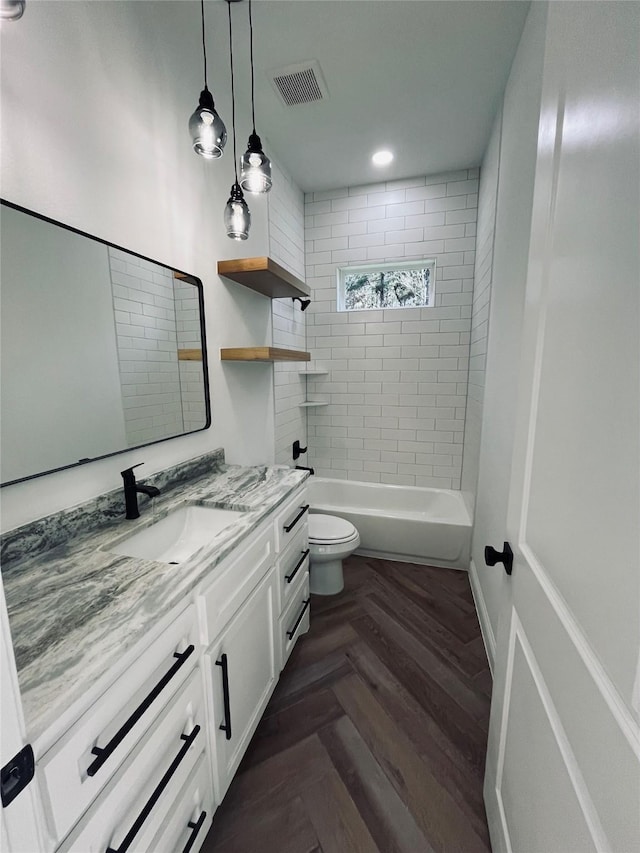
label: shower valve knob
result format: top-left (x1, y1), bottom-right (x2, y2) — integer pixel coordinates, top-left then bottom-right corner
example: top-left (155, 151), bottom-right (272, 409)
top-left (484, 541), bottom-right (514, 576)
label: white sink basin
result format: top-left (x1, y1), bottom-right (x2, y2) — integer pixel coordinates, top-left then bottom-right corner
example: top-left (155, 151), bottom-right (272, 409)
top-left (108, 505), bottom-right (244, 564)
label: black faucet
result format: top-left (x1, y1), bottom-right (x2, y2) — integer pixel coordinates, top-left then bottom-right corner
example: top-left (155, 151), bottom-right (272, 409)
top-left (295, 464), bottom-right (315, 475)
top-left (121, 463), bottom-right (161, 520)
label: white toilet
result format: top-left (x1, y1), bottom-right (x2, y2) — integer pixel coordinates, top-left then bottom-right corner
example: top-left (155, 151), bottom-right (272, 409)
top-left (308, 513), bottom-right (360, 595)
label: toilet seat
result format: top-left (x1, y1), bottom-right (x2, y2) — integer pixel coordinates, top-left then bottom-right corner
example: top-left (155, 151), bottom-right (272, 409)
top-left (309, 513), bottom-right (358, 545)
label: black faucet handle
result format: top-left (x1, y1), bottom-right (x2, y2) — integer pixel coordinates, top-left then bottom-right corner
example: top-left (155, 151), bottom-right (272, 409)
top-left (121, 462), bottom-right (144, 477)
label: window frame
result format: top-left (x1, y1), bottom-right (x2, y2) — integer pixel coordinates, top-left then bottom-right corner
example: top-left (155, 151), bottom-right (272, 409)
top-left (336, 258), bottom-right (436, 312)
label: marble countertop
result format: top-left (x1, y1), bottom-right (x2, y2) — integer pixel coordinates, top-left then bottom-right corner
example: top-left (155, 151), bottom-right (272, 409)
top-left (2, 461), bottom-right (308, 742)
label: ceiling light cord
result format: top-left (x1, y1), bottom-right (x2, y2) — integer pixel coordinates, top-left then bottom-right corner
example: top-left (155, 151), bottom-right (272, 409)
top-left (249, 0), bottom-right (256, 133)
top-left (228, 0), bottom-right (238, 183)
top-left (201, 0), bottom-right (208, 89)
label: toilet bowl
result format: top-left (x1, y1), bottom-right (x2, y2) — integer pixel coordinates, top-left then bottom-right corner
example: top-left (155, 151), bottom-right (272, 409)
top-left (308, 513), bottom-right (360, 595)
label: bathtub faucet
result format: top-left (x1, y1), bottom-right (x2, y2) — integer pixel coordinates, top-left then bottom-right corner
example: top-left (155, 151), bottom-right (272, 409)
top-left (295, 465), bottom-right (315, 475)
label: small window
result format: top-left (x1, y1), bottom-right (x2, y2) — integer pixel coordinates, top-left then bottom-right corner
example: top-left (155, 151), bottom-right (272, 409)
top-left (337, 259), bottom-right (435, 312)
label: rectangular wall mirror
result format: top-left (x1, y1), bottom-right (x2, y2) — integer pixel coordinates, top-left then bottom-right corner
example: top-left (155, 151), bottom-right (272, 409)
top-left (0, 200), bottom-right (211, 486)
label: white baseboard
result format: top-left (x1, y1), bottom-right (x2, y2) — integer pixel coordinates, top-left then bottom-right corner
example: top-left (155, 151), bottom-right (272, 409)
top-left (469, 558), bottom-right (496, 674)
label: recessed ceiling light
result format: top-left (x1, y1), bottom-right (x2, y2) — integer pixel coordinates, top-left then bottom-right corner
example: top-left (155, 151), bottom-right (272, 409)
top-left (372, 150), bottom-right (394, 167)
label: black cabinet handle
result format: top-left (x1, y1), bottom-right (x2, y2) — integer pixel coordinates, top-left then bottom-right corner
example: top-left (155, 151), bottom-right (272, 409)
top-left (183, 811), bottom-right (207, 853)
top-left (105, 725), bottom-right (200, 853)
top-left (485, 541), bottom-right (514, 576)
top-left (88, 644), bottom-right (195, 777)
top-left (287, 598), bottom-right (310, 640)
top-left (283, 505), bottom-right (309, 533)
top-left (216, 654), bottom-right (232, 741)
top-left (285, 549), bottom-right (310, 584)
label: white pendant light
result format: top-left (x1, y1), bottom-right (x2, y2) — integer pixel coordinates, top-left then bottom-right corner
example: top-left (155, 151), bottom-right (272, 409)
top-left (188, 0), bottom-right (227, 159)
top-left (239, 0), bottom-right (272, 194)
top-left (224, 0), bottom-right (251, 240)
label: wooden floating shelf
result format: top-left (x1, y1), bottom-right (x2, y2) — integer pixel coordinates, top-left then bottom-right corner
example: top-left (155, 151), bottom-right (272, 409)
top-left (220, 347), bottom-right (311, 363)
top-left (299, 401), bottom-right (329, 408)
top-left (177, 348), bottom-right (203, 361)
top-left (218, 257), bottom-right (310, 300)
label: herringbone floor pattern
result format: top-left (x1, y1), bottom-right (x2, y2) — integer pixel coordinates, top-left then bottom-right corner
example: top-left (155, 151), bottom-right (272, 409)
top-left (202, 555), bottom-right (492, 852)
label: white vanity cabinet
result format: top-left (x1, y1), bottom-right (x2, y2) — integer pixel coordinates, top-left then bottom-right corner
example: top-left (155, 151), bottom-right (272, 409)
top-left (38, 604), bottom-right (201, 848)
top-left (56, 668), bottom-right (210, 853)
top-left (6, 482), bottom-right (310, 853)
top-left (204, 568), bottom-right (278, 800)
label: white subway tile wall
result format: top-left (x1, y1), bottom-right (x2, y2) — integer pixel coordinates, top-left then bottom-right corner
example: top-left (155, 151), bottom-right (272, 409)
top-left (174, 279), bottom-right (207, 433)
top-left (109, 247), bottom-right (184, 447)
top-left (305, 170), bottom-right (479, 488)
top-left (267, 159), bottom-right (308, 467)
top-left (461, 126), bottom-right (499, 499)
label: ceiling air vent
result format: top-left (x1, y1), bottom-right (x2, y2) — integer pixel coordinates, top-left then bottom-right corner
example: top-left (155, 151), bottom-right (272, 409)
top-left (268, 60), bottom-right (329, 107)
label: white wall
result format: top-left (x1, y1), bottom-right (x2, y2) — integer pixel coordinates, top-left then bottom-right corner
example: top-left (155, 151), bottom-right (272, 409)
top-left (267, 158), bottom-right (307, 468)
top-left (304, 172), bottom-right (478, 487)
top-left (467, 1), bottom-right (548, 664)
top-left (0, 208), bottom-right (127, 483)
top-left (0, 0), bottom-right (274, 532)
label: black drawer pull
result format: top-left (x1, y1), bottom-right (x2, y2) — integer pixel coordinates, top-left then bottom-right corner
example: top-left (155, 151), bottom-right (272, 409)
top-left (285, 549), bottom-right (310, 584)
top-left (183, 811), bottom-right (207, 853)
top-left (88, 644), bottom-right (195, 778)
top-left (105, 725), bottom-right (200, 853)
top-left (287, 598), bottom-right (310, 640)
top-left (283, 504), bottom-right (309, 533)
top-left (216, 654), bottom-right (232, 741)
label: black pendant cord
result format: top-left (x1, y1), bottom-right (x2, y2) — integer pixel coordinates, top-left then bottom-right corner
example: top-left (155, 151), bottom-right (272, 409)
top-left (227, 0), bottom-right (239, 183)
top-left (249, 0), bottom-right (256, 133)
top-left (201, 0), bottom-right (208, 88)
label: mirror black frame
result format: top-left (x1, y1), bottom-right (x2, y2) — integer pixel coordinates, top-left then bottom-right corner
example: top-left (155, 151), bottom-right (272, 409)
top-left (0, 198), bottom-right (212, 487)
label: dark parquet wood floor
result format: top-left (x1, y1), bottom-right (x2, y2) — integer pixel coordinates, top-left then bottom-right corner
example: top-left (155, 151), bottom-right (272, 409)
top-left (201, 555), bottom-right (492, 853)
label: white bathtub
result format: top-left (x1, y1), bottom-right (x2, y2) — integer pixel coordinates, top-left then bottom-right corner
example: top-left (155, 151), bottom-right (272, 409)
top-left (307, 478), bottom-right (472, 569)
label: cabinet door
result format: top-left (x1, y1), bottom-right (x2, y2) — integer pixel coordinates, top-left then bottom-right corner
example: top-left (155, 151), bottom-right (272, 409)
top-left (205, 567), bottom-right (278, 801)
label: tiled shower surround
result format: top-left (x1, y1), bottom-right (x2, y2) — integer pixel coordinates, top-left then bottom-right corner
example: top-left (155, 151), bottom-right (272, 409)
top-left (268, 159), bottom-right (308, 468)
top-left (304, 170), bottom-right (479, 489)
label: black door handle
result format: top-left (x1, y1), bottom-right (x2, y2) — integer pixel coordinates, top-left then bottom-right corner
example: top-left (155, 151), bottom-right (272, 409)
top-left (105, 725), bottom-right (200, 853)
top-left (183, 811), bottom-right (207, 853)
top-left (283, 505), bottom-right (309, 533)
top-left (485, 542), bottom-right (514, 576)
top-left (285, 549), bottom-right (310, 584)
top-left (216, 654), bottom-right (232, 741)
top-left (88, 644), bottom-right (195, 777)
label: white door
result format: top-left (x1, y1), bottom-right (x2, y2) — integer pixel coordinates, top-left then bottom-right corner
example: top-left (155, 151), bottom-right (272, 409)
top-left (484, 4), bottom-right (640, 852)
top-left (205, 567), bottom-right (278, 802)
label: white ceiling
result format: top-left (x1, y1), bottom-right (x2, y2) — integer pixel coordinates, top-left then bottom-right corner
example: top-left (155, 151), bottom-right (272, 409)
top-left (237, 0), bottom-right (531, 191)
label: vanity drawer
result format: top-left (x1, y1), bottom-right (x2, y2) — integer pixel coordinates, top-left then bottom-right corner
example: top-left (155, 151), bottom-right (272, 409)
top-left (199, 521), bottom-right (275, 646)
top-left (39, 605), bottom-right (199, 844)
top-left (279, 573), bottom-right (310, 670)
top-left (277, 526), bottom-right (310, 613)
top-left (57, 668), bottom-right (207, 853)
top-left (275, 487), bottom-right (309, 553)
top-left (146, 753), bottom-right (213, 853)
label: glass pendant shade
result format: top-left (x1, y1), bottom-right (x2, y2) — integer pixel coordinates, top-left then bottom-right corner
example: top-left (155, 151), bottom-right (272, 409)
top-left (224, 183), bottom-right (251, 240)
top-left (189, 88), bottom-right (227, 159)
top-left (0, 0), bottom-right (25, 20)
top-left (240, 132), bottom-right (272, 194)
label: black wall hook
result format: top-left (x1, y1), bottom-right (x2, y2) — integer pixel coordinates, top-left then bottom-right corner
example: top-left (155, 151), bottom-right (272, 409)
top-left (291, 296), bottom-right (311, 311)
